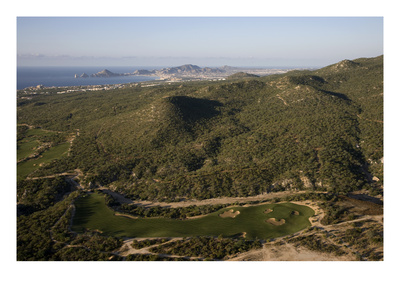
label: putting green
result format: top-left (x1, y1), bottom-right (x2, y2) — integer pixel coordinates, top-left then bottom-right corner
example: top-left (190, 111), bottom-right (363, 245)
top-left (72, 192), bottom-right (315, 240)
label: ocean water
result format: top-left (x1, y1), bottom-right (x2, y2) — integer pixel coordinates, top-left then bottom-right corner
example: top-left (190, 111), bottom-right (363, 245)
top-left (17, 66), bottom-right (161, 90)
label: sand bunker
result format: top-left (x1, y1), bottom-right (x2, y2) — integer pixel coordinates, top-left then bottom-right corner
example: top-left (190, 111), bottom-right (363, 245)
top-left (291, 210), bottom-right (300, 215)
top-left (114, 213), bottom-right (138, 219)
top-left (264, 208), bottom-right (273, 214)
top-left (266, 218), bottom-right (286, 226)
top-left (219, 209), bottom-right (240, 218)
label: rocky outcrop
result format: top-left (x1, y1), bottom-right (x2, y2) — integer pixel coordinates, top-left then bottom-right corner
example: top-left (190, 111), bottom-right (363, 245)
top-left (90, 69), bottom-right (122, 77)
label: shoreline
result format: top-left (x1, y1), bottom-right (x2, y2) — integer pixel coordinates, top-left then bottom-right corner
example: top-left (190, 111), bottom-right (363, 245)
top-left (17, 77), bottom-right (161, 91)
top-left (17, 65), bottom-right (300, 91)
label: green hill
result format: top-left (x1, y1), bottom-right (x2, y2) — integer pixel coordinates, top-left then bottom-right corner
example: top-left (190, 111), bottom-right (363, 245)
top-left (17, 55), bottom-right (383, 200)
top-left (226, 72), bottom-right (260, 79)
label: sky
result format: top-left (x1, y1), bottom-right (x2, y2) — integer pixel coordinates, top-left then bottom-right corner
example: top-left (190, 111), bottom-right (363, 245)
top-left (17, 17), bottom-right (383, 68)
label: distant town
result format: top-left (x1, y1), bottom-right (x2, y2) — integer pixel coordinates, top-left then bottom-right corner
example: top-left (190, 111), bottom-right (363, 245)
top-left (74, 64), bottom-right (296, 82)
top-left (18, 64), bottom-right (303, 98)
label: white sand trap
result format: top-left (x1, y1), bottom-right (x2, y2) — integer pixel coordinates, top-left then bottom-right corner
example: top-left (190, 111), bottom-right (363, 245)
top-left (219, 209), bottom-right (240, 218)
top-left (264, 208), bottom-right (273, 214)
top-left (266, 218), bottom-right (286, 226)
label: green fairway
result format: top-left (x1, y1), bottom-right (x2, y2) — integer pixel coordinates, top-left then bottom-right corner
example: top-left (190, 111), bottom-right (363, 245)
top-left (17, 142), bottom-right (70, 179)
top-left (17, 127), bottom-right (70, 180)
top-left (72, 192), bottom-right (315, 239)
top-left (17, 139), bottom-right (40, 161)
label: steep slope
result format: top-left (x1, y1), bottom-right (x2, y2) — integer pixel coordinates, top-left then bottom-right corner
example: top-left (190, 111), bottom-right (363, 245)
top-left (95, 95), bottom-right (221, 153)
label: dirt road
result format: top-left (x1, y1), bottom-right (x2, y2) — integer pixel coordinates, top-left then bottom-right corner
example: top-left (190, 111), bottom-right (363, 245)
top-left (103, 190), bottom-right (311, 208)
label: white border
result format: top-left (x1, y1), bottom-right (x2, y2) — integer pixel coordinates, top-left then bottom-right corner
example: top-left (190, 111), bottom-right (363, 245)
top-left (3, 1), bottom-right (399, 300)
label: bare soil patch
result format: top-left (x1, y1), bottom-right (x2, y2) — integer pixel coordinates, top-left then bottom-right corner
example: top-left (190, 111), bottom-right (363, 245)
top-left (114, 213), bottom-right (138, 219)
top-left (123, 190), bottom-right (310, 209)
top-left (117, 237), bottom-right (184, 257)
top-left (228, 242), bottom-right (355, 261)
top-left (219, 209), bottom-right (240, 218)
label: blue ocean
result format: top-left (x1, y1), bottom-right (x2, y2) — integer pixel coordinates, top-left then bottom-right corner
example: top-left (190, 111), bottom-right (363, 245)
top-left (17, 66), bottom-right (161, 90)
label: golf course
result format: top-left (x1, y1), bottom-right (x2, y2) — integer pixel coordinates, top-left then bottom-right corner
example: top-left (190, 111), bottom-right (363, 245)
top-left (17, 126), bottom-right (70, 180)
top-left (72, 192), bottom-right (315, 240)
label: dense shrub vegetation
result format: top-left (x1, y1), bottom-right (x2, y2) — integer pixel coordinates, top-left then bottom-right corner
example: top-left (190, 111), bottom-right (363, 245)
top-left (17, 177), bottom-right (71, 215)
top-left (151, 236), bottom-right (262, 260)
top-left (17, 190), bottom-right (123, 261)
top-left (17, 56), bottom-right (383, 200)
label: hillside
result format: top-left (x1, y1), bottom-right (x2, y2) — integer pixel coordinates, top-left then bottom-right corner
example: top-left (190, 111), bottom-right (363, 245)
top-left (16, 55), bottom-right (384, 261)
top-left (226, 72), bottom-right (260, 79)
top-left (17, 56), bottom-right (383, 201)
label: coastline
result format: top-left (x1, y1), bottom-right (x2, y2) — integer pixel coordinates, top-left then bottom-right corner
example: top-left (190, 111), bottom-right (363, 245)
top-left (17, 65), bottom-right (298, 90)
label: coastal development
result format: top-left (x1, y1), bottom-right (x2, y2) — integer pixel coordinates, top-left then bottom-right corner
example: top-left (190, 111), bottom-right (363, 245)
top-left (74, 64), bottom-right (296, 82)
top-left (18, 64), bottom-right (298, 96)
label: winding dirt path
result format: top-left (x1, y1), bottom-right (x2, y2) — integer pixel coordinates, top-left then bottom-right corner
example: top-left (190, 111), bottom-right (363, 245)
top-left (118, 238), bottom-right (182, 256)
top-left (117, 238), bottom-right (204, 260)
top-left (277, 94), bottom-right (288, 106)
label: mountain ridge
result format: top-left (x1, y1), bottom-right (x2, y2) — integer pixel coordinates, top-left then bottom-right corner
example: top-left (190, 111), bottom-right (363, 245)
top-left (90, 69), bottom-right (123, 77)
top-left (132, 64), bottom-right (227, 76)
top-left (77, 64), bottom-right (289, 79)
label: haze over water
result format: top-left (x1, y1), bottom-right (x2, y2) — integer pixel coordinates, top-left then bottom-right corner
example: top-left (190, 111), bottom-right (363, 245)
top-left (17, 66), bottom-right (161, 90)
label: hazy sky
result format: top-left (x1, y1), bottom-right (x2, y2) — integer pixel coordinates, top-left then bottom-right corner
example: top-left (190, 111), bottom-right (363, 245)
top-left (17, 17), bottom-right (383, 67)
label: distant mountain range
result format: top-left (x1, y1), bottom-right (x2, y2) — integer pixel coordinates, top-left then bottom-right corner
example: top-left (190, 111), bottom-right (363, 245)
top-left (74, 69), bottom-right (123, 78)
top-left (133, 64), bottom-right (227, 76)
top-left (75, 64), bottom-right (284, 79)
